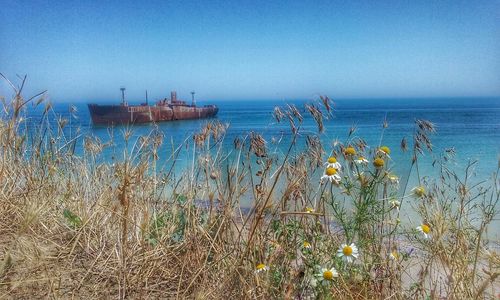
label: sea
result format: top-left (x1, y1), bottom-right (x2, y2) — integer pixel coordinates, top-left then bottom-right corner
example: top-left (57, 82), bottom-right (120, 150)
top-left (19, 97), bottom-right (500, 237)
top-left (26, 97), bottom-right (499, 176)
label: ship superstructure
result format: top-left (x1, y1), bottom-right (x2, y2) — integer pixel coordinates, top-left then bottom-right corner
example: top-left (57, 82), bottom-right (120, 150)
top-left (88, 89), bottom-right (218, 125)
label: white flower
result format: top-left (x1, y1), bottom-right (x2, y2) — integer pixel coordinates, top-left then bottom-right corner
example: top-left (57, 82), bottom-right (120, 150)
top-left (387, 174), bottom-right (399, 185)
top-left (389, 199), bottom-right (401, 210)
top-left (321, 167), bottom-right (341, 184)
top-left (302, 241), bottom-right (312, 250)
top-left (354, 156), bottom-right (369, 165)
top-left (377, 146), bottom-right (391, 158)
top-left (337, 243), bottom-right (359, 263)
top-left (316, 267), bottom-right (338, 284)
top-left (305, 207), bottom-right (315, 213)
top-left (344, 146), bottom-right (356, 156)
top-left (389, 250), bottom-right (399, 260)
top-left (411, 186), bottom-right (426, 198)
top-left (255, 263), bottom-right (269, 273)
top-left (416, 224), bottom-right (431, 239)
top-left (324, 157), bottom-right (342, 170)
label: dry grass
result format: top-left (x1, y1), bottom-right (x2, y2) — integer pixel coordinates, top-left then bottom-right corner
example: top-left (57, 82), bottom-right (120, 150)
top-left (0, 77), bottom-right (499, 299)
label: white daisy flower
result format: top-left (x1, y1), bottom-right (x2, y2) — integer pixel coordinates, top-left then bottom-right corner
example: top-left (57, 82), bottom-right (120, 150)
top-left (302, 241), bottom-right (312, 250)
top-left (255, 263), bottom-right (269, 273)
top-left (344, 146), bottom-right (356, 156)
top-left (373, 157), bottom-right (385, 169)
top-left (324, 156), bottom-right (342, 170)
top-left (377, 146), bottom-right (391, 158)
top-left (354, 156), bottom-right (369, 165)
top-left (411, 186), bottom-right (426, 198)
top-left (316, 267), bottom-right (339, 284)
top-left (305, 207), bottom-right (315, 213)
top-left (389, 250), bottom-right (399, 260)
top-left (387, 174), bottom-right (399, 185)
top-left (416, 224), bottom-right (431, 239)
top-left (337, 243), bottom-right (359, 263)
top-left (389, 199), bottom-right (401, 210)
top-left (321, 167), bottom-right (341, 184)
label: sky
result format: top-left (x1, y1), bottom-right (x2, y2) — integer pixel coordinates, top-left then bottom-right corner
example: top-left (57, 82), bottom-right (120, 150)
top-left (1, 0), bottom-right (499, 102)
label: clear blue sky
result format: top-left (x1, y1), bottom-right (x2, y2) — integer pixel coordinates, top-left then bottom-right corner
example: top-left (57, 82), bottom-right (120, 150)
top-left (1, 0), bottom-right (499, 102)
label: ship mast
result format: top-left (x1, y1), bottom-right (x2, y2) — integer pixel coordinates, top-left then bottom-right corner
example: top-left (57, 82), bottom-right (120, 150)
top-left (191, 91), bottom-right (196, 106)
top-left (145, 90), bottom-right (148, 105)
top-left (120, 87), bottom-right (126, 105)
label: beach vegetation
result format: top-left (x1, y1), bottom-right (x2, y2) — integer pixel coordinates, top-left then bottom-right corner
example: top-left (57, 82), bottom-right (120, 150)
top-left (0, 77), bottom-right (498, 299)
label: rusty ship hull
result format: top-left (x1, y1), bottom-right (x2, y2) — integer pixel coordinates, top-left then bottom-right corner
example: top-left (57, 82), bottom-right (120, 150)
top-left (88, 104), bottom-right (218, 125)
top-left (87, 91), bottom-right (218, 125)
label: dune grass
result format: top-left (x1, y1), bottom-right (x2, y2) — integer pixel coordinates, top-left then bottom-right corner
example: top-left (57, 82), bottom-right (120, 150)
top-left (0, 79), bottom-right (499, 299)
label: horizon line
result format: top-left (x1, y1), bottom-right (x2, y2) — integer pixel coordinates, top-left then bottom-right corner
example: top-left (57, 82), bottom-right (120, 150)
top-left (46, 95), bottom-right (500, 104)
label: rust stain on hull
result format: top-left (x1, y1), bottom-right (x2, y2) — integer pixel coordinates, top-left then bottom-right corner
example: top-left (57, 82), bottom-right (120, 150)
top-left (87, 91), bottom-right (219, 125)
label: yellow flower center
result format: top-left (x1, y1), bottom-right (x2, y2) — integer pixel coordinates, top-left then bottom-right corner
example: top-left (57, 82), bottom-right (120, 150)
top-left (373, 158), bottom-right (385, 168)
top-left (357, 156), bottom-right (366, 161)
top-left (414, 186), bottom-right (425, 196)
top-left (391, 251), bottom-right (399, 259)
top-left (305, 207), bottom-right (314, 213)
top-left (303, 241), bottom-right (311, 248)
top-left (256, 263), bottom-right (266, 270)
top-left (343, 246), bottom-right (353, 256)
top-left (380, 146), bottom-right (391, 154)
top-left (325, 167), bottom-right (337, 176)
top-left (345, 146), bottom-right (356, 155)
top-left (323, 270), bottom-right (334, 280)
top-left (421, 224), bottom-right (431, 234)
top-left (327, 157), bottom-right (337, 163)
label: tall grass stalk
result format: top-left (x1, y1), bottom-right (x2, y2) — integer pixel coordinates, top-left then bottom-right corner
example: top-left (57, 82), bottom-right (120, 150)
top-left (0, 77), bottom-right (498, 299)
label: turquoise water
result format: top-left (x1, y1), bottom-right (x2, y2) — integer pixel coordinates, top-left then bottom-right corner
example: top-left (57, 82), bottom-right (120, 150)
top-left (28, 97), bottom-right (499, 180)
top-left (21, 97), bottom-right (500, 236)
top-left (21, 97), bottom-right (499, 191)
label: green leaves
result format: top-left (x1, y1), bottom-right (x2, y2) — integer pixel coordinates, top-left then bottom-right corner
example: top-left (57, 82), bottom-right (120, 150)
top-left (146, 212), bottom-right (169, 246)
top-left (63, 208), bottom-right (82, 229)
top-left (146, 194), bottom-right (190, 246)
